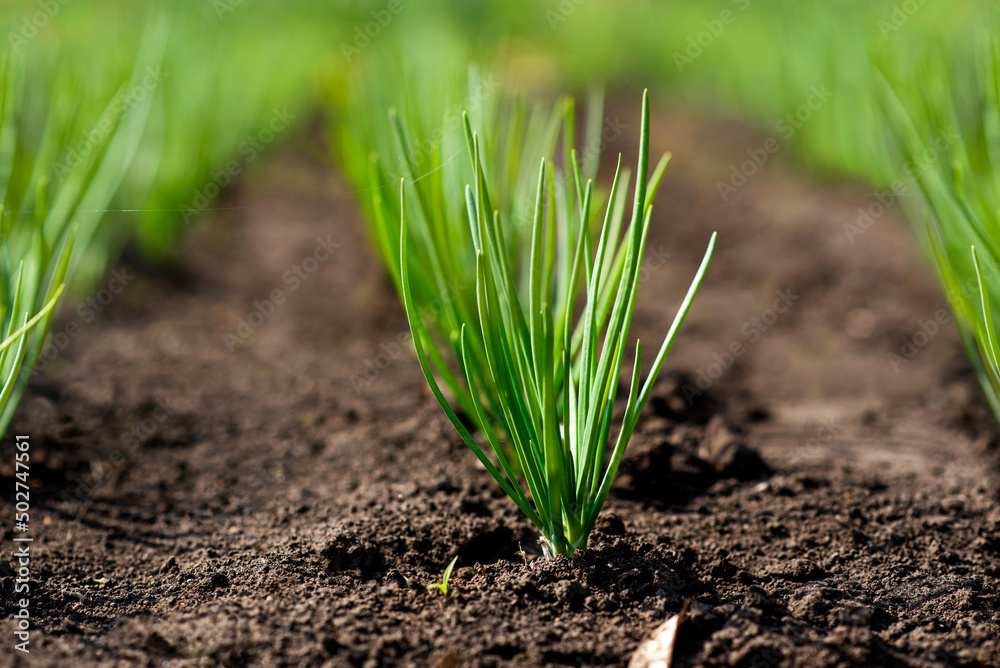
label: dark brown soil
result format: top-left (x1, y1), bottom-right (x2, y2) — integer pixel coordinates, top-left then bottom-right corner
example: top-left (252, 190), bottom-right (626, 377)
top-left (2, 101), bottom-right (999, 667)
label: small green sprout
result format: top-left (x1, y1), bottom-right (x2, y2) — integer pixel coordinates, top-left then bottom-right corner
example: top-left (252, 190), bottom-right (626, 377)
top-left (426, 556), bottom-right (459, 596)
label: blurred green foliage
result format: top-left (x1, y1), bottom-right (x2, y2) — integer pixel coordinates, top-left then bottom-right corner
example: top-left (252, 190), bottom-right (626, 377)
top-left (2, 0), bottom-right (999, 426)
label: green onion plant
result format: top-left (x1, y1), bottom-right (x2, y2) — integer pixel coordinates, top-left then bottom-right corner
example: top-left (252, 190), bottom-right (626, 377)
top-left (334, 47), bottom-right (611, 442)
top-left (401, 91), bottom-right (716, 557)
top-left (0, 35), bottom-right (160, 435)
top-left (879, 33), bottom-right (1000, 421)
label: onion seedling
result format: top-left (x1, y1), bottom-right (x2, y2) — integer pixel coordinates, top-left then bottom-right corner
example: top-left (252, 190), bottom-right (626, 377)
top-left (0, 271), bottom-right (65, 418)
top-left (879, 34), bottom-right (1000, 421)
top-left (401, 91), bottom-right (716, 558)
top-left (426, 556), bottom-right (459, 596)
top-left (0, 4), bottom-right (328, 436)
top-left (333, 47), bottom-right (611, 443)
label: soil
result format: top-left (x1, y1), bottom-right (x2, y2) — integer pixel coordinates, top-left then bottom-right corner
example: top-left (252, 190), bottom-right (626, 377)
top-left (2, 99), bottom-right (999, 668)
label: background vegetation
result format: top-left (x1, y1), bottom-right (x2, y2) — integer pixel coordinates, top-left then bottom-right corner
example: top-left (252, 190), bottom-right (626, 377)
top-left (2, 0), bottom-right (999, 429)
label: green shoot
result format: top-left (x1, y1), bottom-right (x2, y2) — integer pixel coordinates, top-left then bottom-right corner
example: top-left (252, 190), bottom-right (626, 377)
top-left (0, 3), bottom-right (328, 437)
top-left (879, 32), bottom-right (1000, 421)
top-left (401, 90), bottom-right (716, 558)
top-left (426, 556), bottom-right (459, 596)
top-left (0, 275), bottom-right (64, 418)
top-left (333, 51), bottom-right (610, 443)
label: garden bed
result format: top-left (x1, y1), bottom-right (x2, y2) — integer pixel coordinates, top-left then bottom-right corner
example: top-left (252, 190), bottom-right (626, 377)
top-left (1, 103), bottom-right (998, 667)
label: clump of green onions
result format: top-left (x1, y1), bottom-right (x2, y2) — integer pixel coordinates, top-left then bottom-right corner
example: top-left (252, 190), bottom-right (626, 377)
top-left (334, 47), bottom-right (610, 444)
top-left (879, 34), bottom-right (1000, 421)
top-left (401, 91), bottom-right (716, 558)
